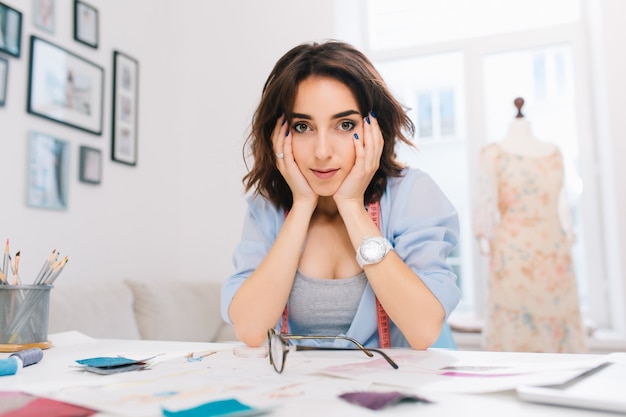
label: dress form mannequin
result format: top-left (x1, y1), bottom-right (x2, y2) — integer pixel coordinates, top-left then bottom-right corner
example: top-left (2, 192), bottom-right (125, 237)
top-left (497, 98), bottom-right (557, 157)
top-left (476, 97), bottom-right (574, 255)
top-left (473, 97), bottom-right (586, 353)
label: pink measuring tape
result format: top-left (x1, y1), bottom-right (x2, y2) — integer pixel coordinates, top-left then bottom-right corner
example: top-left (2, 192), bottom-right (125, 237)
top-left (281, 201), bottom-right (391, 348)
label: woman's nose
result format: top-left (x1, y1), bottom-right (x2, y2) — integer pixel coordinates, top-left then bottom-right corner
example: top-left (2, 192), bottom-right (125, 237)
top-left (313, 132), bottom-right (331, 159)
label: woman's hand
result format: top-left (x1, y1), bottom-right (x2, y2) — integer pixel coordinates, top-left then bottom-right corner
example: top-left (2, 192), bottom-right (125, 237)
top-left (334, 112), bottom-right (383, 207)
top-left (272, 115), bottom-right (318, 208)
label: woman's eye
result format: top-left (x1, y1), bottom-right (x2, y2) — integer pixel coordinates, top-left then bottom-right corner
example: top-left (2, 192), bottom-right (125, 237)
top-left (293, 122), bottom-right (309, 133)
top-left (339, 121), bottom-right (355, 131)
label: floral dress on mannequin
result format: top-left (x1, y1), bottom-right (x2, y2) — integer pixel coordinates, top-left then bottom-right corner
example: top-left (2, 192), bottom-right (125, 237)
top-left (474, 142), bottom-right (587, 353)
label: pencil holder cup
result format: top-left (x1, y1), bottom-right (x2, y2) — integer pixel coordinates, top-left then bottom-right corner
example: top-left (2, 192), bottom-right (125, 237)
top-left (0, 285), bottom-right (53, 352)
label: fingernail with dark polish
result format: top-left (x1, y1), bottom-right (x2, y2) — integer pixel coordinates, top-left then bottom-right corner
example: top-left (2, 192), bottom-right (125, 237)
top-left (366, 116), bottom-right (371, 125)
top-left (286, 130), bottom-right (290, 137)
top-left (370, 111), bottom-right (377, 118)
top-left (354, 133), bottom-right (359, 140)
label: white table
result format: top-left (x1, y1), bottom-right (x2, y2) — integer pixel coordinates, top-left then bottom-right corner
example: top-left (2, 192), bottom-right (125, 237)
top-left (0, 332), bottom-right (614, 417)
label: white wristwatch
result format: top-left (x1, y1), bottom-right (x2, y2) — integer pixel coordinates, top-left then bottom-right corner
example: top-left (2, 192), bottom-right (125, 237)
top-left (356, 236), bottom-right (393, 268)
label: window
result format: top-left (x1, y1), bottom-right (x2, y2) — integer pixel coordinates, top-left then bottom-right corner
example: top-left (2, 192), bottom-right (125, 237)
top-left (375, 53), bottom-right (474, 313)
top-left (366, 0), bottom-right (579, 50)
top-left (337, 0), bottom-right (619, 339)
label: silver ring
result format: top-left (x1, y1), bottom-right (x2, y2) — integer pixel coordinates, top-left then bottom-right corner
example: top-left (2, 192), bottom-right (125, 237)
top-left (275, 152), bottom-right (284, 159)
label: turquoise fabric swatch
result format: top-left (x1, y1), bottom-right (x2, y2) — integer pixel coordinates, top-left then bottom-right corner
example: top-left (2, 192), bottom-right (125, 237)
top-left (162, 398), bottom-right (266, 417)
top-left (76, 357), bottom-right (139, 368)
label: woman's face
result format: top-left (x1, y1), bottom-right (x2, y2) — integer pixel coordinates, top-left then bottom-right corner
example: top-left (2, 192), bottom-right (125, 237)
top-left (290, 76), bottom-right (362, 197)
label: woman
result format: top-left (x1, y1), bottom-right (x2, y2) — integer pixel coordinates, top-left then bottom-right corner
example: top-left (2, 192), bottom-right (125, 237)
top-left (221, 40), bottom-right (460, 349)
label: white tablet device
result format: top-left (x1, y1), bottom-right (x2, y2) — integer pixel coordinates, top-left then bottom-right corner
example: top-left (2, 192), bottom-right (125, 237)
top-left (517, 361), bottom-right (626, 413)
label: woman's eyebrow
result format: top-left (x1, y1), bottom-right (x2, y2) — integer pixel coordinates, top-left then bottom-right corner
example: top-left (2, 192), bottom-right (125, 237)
top-left (291, 110), bottom-right (360, 120)
top-left (332, 110), bottom-right (360, 119)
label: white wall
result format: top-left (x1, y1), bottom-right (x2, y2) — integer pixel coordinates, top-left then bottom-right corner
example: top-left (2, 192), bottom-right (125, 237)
top-left (0, 0), bottom-right (334, 287)
top-left (176, 1), bottom-right (335, 283)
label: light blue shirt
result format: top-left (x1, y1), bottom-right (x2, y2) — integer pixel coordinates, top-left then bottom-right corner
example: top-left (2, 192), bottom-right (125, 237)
top-left (221, 168), bottom-right (461, 349)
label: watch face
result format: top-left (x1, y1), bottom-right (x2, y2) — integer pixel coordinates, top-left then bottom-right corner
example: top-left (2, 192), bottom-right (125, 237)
top-left (361, 239), bottom-right (387, 262)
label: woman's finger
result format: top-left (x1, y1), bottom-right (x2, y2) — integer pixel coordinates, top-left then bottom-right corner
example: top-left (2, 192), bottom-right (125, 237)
top-left (283, 128), bottom-right (293, 163)
top-left (363, 112), bottom-right (383, 171)
top-left (272, 115), bottom-right (288, 164)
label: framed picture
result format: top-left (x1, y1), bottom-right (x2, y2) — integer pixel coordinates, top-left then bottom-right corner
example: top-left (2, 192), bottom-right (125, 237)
top-left (33, 0), bottom-right (55, 34)
top-left (111, 50), bottom-right (139, 165)
top-left (0, 1), bottom-right (22, 57)
top-left (27, 36), bottom-right (104, 135)
top-left (27, 132), bottom-right (70, 211)
top-left (79, 145), bottom-right (101, 184)
top-left (73, 0), bottom-right (98, 48)
top-left (0, 56), bottom-right (7, 106)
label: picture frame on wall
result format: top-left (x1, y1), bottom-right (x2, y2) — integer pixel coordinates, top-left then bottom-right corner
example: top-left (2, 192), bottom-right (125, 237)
top-left (33, 0), bottom-right (55, 34)
top-left (0, 56), bottom-right (7, 106)
top-left (0, 1), bottom-right (22, 57)
top-left (111, 50), bottom-right (139, 166)
top-left (79, 145), bottom-right (101, 184)
top-left (73, 0), bottom-right (98, 48)
top-left (27, 36), bottom-right (104, 135)
top-left (27, 131), bottom-right (70, 211)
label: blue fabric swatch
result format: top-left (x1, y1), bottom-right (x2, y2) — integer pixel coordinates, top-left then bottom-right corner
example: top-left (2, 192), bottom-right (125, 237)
top-left (76, 357), bottom-right (140, 368)
top-left (162, 398), bottom-right (267, 417)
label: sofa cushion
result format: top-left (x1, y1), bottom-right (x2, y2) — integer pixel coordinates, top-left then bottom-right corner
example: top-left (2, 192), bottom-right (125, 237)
top-left (48, 281), bottom-right (141, 339)
top-left (125, 279), bottom-right (226, 342)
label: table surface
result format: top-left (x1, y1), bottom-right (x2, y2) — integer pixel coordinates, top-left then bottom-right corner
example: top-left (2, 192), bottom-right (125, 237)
top-left (0, 332), bottom-right (618, 417)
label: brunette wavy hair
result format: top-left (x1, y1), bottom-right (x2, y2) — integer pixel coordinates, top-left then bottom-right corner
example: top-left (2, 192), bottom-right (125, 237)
top-left (243, 40), bottom-right (415, 210)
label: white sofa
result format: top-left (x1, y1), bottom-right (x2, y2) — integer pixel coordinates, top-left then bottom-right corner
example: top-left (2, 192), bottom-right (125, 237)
top-left (47, 279), bottom-right (236, 342)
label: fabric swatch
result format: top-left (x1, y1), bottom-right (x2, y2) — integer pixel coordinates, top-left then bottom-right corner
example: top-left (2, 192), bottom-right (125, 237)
top-left (339, 390), bottom-right (432, 410)
top-left (0, 392), bottom-right (95, 417)
top-left (76, 356), bottom-right (143, 368)
top-left (162, 398), bottom-right (268, 417)
top-left (75, 356), bottom-right (152, 375)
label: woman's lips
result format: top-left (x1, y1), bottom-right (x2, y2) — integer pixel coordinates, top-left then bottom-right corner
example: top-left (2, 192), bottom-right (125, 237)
top-left (311, 168), bottom-right (339, 179)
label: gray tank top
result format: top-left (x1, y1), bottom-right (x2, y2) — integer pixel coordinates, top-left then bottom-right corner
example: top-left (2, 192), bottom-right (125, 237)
top-left (287, 269), bottom-right (367, 335)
